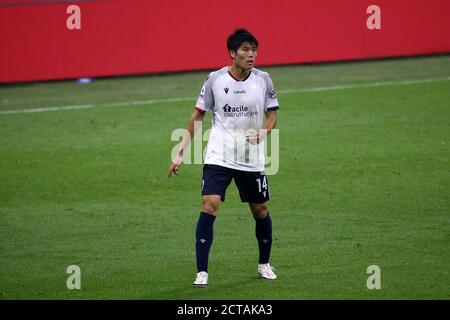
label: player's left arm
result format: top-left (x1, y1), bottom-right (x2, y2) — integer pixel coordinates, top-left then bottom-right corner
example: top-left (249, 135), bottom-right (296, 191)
top-left (247, 72), bottom-right (279, 144)
top-left (261, 109), bottom-right (277, 137)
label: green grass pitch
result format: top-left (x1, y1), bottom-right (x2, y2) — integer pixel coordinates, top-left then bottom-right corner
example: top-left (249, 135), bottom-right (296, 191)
top-left (0, 56), bottom-right (449, 299)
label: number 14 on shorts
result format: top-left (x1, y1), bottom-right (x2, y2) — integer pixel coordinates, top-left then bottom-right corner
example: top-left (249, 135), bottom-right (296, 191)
top-left (256, 176), bottom-right (268, 197)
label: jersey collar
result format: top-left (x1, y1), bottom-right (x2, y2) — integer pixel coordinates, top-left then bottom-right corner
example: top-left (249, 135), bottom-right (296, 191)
top-left (227, 68), bottom-right (252, 82)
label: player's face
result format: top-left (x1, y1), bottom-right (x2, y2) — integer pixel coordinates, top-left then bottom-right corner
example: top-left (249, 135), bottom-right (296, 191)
top-left (231, 42), bottom-right (258, 70)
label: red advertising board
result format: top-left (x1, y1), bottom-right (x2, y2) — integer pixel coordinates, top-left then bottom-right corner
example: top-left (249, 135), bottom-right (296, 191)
top-left (0, 0), bottom-right (449, 83)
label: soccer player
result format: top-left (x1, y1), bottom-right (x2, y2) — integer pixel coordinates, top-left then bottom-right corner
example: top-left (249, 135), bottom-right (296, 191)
top-left (168, 28), bottom-right (279, 286)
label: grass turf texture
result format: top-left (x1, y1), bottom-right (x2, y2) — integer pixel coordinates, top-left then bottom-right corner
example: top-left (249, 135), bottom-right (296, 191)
top-left (0, 56), bottom-right (449, 299)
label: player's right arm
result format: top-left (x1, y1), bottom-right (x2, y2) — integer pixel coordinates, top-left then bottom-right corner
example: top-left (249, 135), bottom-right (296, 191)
top-left (167, 109), bottom-right (205, 177)
top-left (168, 72), bottom-right (214, 177)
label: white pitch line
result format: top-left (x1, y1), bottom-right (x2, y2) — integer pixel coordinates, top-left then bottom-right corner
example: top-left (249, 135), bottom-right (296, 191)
top-left (279, 77), bottom-right (450, 94)
top-left (0, 104), bottom-right (95, 114)
top-left (1, 77), bottom-right (449, 115)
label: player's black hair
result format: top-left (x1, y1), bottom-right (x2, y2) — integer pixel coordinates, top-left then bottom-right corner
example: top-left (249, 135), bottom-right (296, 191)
top-left (227, 28), bottom-right (259, 53)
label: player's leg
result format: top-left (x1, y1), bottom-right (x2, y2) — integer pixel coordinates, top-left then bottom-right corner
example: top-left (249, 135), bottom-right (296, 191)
top-left (249, 202), bottom-right (272, 257)
top-left (195, 195), bottom-right (220, 273)
top-left (249, 202), bottom-right (276, 279)
top-left (194, 165), bottom-right (232, 286)
top-left (234, 171), bottom-right (276, 279)
top-left (249, 202), bottom-right (272, 266)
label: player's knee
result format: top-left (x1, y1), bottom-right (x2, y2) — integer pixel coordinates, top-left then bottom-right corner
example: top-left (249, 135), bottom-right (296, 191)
top-left (202, 198), bottom-right (220, 214)
top-left (250, 203), bottom-right (268, 219)
top-left (202, 203), bottom-right (219, 214)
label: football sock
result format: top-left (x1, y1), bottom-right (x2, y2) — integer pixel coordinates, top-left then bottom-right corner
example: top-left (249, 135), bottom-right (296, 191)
top-left (196, 212), bottom-right (216, 272)
top-left (255, 212), bottom-right (273, 264)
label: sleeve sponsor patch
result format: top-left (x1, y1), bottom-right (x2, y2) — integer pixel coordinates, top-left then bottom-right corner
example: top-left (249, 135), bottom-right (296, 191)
top-left (267, 88), bottom-right (277, 99)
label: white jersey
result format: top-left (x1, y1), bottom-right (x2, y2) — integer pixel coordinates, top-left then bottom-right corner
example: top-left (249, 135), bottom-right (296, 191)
top-left (195, 67), bottom-right (279, 172)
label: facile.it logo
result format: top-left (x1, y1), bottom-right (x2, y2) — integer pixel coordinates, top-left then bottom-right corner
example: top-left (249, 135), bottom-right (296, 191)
top-left (222, 104), bottom-right (258, 118)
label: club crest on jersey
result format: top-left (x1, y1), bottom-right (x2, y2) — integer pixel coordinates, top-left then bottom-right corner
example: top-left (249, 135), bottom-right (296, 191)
top-left (224, 87), bottom-right (229, 94)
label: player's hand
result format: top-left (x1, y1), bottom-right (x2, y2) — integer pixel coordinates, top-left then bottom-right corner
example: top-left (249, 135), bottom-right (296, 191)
top-left (246, 129), bottom-right (266, 145)
top-left (246, 133), bottom-right (259, 145)
top-left (168, 153), bottom-right (183, 177)
top-left (168, 162), bottom-right (180, 177)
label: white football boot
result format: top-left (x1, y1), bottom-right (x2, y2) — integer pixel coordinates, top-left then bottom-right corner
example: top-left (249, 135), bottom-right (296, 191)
top-left (193, 271), bottom-right (208, 287)
top-left (258, 263), bottom-right (277, 280)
